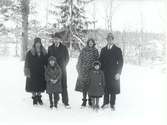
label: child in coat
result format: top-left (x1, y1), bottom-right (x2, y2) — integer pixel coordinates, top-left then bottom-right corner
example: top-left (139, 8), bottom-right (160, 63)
top-left (45, 56), bottom-right (62, 108)
top-left (88, 61), bottom-right (105, 110)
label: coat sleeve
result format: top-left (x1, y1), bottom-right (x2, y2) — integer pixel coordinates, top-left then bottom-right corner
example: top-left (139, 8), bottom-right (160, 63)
top-left (24, 51), bottom-right (30, 77)
top-left (99, 48), bottom-right (104, 70)
top-left (95, 49), bottom-right (99, 60)
top-left (76, 49), bottom-right (83, 73)
top-left (64, 46), bottom-right (69, 66)
top-left (56, 64), bottom-right (62, 81)
top-left (101, 71), bottom-right (106, 88)
top-left (117, 48), bottom-right (123, 74)
top-left (45, 68), bottom-right (51, 82)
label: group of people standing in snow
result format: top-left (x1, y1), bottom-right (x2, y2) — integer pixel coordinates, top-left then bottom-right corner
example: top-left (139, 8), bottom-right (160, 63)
top-left (24, 32), bottom-right (123, 111)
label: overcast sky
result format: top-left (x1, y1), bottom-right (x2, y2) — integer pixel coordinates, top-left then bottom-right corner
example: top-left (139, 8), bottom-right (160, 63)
top-left (33, 0), bottom-right (166, 33)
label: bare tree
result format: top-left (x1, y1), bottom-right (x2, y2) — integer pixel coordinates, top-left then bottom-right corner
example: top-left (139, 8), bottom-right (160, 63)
top-left (105, 0), bottom-right (120, 32)
top-left (21, 0), bottom-right (29, 60)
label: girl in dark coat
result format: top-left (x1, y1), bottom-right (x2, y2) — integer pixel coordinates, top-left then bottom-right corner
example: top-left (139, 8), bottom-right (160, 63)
top-left (45, 56), bottom-right (62, 108)
top-left (88, 61), bottom-right (105, 110)
top-left (75, 38), bottom-right (99, 107)
top-left (24, 37), bottom-right (47, 105)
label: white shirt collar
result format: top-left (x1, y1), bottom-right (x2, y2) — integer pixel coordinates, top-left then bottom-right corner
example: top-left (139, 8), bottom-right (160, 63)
top-left (107, 44), bottom-right (113, 49)
top-left (55, 42), bottom-right (60, 47)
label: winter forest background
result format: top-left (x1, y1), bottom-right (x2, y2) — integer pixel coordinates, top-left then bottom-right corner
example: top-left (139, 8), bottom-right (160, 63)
top-left (0, 0), bottom-right (167, 125)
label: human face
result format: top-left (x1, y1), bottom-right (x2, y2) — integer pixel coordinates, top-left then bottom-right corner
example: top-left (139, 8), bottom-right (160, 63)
top-left (52, 37), bottom-right (61, 45)
top-left (49, 60), bottom-right (55, 67)
top-left (107, 34), bottom-right (114, 45)
top-left (35, 42), bottom-right (41, 50)
top-left (94, 65), bottom-right (100, 70)
top-left (88, 40), bottom-right (94, 48)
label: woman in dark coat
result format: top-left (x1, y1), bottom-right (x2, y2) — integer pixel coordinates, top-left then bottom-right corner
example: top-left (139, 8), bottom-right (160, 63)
top-left (24, 37), bottom-right (47, 105)
top-left (45, 56), bottom-right (62, 108)
top-left (88, 61), bottom-right (105, 110)
top-left (99, 33), bottom-right (123, 110)
top-left (48, 33), bottom-right (70, 108)
top-left (75, 38), bottom-right (99, 107)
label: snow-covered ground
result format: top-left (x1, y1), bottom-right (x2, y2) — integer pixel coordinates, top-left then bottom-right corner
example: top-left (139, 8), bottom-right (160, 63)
top-left (0, 57), bottom-right (166, 125)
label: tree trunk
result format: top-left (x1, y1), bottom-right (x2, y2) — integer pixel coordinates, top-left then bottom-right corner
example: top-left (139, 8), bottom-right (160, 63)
top-left (21, 0), bottom-right (29, 60)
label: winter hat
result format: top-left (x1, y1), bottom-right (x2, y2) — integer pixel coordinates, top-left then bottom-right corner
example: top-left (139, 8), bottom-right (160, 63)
top-left (48, 56), bottom-right (57, 63)
top-left (31, 37), bottom-right (47, 56)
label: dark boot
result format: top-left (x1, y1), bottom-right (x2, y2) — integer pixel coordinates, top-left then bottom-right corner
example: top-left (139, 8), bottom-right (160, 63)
top-left (81, 99), bottom-right (87, 107)
top-left (49, 94), bottom-right (53, 108)
top-left (37, 95), bottom-right (43, 105)
top-left (32, 96), bottom-right (37, 105)
top-left (54, 93), bottom-right (58, 108)
top-left (88, 98), bottom-right (92, 106)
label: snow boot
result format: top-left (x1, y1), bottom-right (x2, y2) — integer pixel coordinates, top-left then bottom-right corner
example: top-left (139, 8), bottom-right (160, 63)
top-left (110, 105), bottom-right (115, 111)
top-left (81, 99), bottom-right (87, 107)
top-left (32, 96), bottom-right (37, 105)
top-left (37, 95), bottom-right (43, 105)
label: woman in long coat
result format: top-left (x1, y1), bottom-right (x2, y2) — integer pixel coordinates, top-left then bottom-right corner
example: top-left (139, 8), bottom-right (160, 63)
top-left (24, 37), bottom-right (47, 105)
top-left (75, 38), bottom-right (99, 107)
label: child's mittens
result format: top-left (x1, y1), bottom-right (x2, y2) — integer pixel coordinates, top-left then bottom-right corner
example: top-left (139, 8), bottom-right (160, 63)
top-left (51, 79), bottom-right (57, 84)
top-left (99, 82), bottom-right (102, 86)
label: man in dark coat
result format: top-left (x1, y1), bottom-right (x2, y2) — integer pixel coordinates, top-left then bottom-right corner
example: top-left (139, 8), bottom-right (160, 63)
top-left (48, 33), bottom-right (70, 108)
top-left (99, 33), bottom-right (123, 110)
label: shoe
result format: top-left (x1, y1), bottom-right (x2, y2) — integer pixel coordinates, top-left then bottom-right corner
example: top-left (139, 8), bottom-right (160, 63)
top-left (81, 99), bottom-right (87, 107)
top-left (101, 104), bottom-right (109, 109)
top-left (32, 96), bottom-right (37, 105)
top-left (110, 105), bottom-right (115, 111)
top-left (65, 104), bottom-right (71, 109)
top-left (37, 95), bottom-right (43, 105)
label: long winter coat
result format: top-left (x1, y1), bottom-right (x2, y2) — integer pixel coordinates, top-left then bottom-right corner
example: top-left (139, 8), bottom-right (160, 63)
top-left (48, 43), bottom-right (69, 89)
top-left (45, 57), bottom-right (62, 94)
top-left (88, 69), bottom-right (105, 97)
top-left (75, 46), bottom-right (99, 92)
top-left (24, 49), bottom-right (47, 93)
top-left (99, 44), bottom-right (123, 94)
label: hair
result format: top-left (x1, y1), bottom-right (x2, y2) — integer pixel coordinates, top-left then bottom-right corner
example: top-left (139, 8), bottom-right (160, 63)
top-left (106, 33), bottom-right (114, 40)
top-left (31, 37), bottom-right (46, 56)
top-left (86, 38), bottom-right (96, 48)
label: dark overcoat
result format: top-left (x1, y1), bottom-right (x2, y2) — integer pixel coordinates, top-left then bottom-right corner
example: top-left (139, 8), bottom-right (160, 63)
top-left (99, 45), bottom-right (123, 94)
top-left (48, 43), bottom-right (69, 88)
top-left (88, 69), bottom-right (105, 97)
top-left (25, 51), bottom-right (47, 92)
top-left (45, 56), bottom-right (62, 94)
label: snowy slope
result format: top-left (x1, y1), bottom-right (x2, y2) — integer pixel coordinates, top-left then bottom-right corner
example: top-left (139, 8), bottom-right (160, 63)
top-left (0, 57), bottom-right (166, 125)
